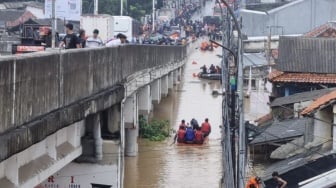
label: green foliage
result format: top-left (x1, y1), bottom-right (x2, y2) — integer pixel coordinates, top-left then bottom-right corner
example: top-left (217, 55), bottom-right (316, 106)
top-left (139, 115), bottom-right (171, 141)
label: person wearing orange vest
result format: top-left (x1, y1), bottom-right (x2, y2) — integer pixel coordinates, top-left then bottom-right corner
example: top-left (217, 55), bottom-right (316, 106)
top-left (174, 125), bottom-right (186, 143)
top-left (179, 119), bottom-right (187, 129)
top-left (201, 118), bottom-right (211, 138)
top-left (194, 127), bottom-right (204, 144)
top-left (246, 176), bottom-right (261, 188)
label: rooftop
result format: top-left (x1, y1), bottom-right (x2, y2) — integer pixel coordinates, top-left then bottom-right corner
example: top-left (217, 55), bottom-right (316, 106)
top-left (254, 112), bottom-right (273, 125)
top-left (270, 88), bottom-right (336, 107)
top-left (301, 90), bottom-right (336, 115)
top-left (0, 9), bottom-right (25, 22)
top-left (268, 70), bottom-right (336, 84)
top-left (303, 21), bottom-right (336, 38)
top-left (1, 1), bottom-right (43, 10)
top-left (250, 118), bottom-right (307, 145)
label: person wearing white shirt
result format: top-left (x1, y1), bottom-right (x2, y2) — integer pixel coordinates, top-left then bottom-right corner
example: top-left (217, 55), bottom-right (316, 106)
top-left (86, 29), bottom-right (103, 48)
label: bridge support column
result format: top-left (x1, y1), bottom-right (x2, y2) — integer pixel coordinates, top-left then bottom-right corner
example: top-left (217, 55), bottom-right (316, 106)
top-left (108, 104), bottom-right (121, 135)
top-left (123, 94), bottom-right (138, 156)
top-left (177, 67), bottom-right (182, 82)
top-left (168, 72), bottom-right (174, 91)
top-left (93, 113), bottom-right (103, 161)
top-left (173, 70), bottom-right (178, 85)
top-left (138, 85), bottom-right (151, 116)
top-left (151, 79), bottom-right (161, 104)
top-left (161, 75), bottom-right (169, 97)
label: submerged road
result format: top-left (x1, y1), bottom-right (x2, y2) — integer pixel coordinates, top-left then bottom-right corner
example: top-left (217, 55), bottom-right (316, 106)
top-left (124, 40), bottom-right (223, 188)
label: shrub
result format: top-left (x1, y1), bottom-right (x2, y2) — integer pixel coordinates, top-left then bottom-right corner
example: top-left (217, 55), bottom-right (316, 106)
top-left (139, 115), bottom-right (171, 141)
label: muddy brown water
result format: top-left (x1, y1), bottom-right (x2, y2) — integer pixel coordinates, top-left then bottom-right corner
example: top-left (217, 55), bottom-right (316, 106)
top-left (124, 42), bottom-right (223, 188)
top-left (124, 40), bottom-right (271, 187)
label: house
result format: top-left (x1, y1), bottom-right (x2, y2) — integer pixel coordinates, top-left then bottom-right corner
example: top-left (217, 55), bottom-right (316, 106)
top-left (269, 21), bottom-right (336, 98)
top-left (269, 35), bottom-right (336, 97)
top-left (243, 53), bottom-right (269, 92)
top-left (259, 89), bottom-right (336, 187)
top-left (0, 1), bottom-right (44, 19)
top-left (0, 9), bottom-right (36, 31)
top-left (241, 0), bottom-right (336, 36)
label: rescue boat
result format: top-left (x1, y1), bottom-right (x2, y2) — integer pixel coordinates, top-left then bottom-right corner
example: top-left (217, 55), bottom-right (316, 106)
top-left (197, 72), bottom-right (221, 80)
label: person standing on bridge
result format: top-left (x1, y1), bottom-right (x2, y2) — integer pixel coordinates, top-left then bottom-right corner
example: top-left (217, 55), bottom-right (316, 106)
top-left (201, 118), bottom-right (211, 138)
top-left (86, 29), bottom-right (103, 48)
top-left (59, 23), bottom-right (80, 49)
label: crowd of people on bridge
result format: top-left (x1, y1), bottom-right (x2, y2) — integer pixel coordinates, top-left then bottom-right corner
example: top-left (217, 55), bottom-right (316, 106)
top-left (174, 118), bottom-right (211, 144)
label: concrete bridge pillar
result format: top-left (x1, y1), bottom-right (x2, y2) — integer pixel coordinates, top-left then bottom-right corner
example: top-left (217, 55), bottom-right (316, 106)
top-left (108, 104), bottom-right (121, 134)
top-left (168, 72), bottom-right (174, 91)
top-left (177, 67), bottom-right (183, 82)
top-left (138, 85), bottom-right (151, 115)
top-left (151, 79), bottom-right (161, 104)
top-left (93, 113), bottom-right (103, 161)
top-left (161, 75), bottom-right (169, 97)
top-left (173, 70), bottom-right (178, 85)
top-left (123, 94), bottom-right (138, 156)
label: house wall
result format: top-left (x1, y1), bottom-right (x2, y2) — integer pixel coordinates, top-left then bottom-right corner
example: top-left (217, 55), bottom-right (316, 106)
top-left (242, 0), bottom-right (336, 36)
top-left (313, 107), bottom-right (332, 144)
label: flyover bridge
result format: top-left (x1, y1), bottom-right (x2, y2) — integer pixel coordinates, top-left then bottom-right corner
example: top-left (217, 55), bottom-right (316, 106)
top-left (0, 44), bottom-right (190, 188)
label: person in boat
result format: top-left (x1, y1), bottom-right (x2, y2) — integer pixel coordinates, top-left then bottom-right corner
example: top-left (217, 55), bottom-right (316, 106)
top-left (179, 119), bottom-right (187, 129)
top-left (215, 65), bottom-right (221, 74)
top-left (246, 176), bottom-right (261, 188)
top-left (200, 65), bottom-right (207, 74)
top-left (174, 125), bottom-right (186, 143)
top-left (272, 171), bottom-right (287, 188)
top-left (190, 118), bottom-right (200, 130)
top-left (201, 118), bottom-right (211, 138)
top-left (209, 64), bottom-right (216, 74)
top-left (194, 127), bottom-right (204, 144)
top-left (185, 125), bottom-right (195, 144)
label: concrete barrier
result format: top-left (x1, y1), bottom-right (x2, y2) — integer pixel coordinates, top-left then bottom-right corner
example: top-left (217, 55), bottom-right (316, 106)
top-left (0, 44), bottom-right (187, 162)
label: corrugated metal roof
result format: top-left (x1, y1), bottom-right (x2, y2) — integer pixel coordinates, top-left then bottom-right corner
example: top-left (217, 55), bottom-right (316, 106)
top-left (270, 88), bottom-right (336, 107)
top-left (277, 37), bottom-right (336, 74)
top-left (250, 118), bottom-right (308, 145)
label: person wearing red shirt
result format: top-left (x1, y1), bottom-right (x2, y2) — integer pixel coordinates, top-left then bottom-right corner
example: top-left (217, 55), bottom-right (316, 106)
top-left (194, 127), bottom-right (204, 144)
top-left (201, 118), bottom-right (211, 138)
top-left (174, 125), bottom-right (186, 143)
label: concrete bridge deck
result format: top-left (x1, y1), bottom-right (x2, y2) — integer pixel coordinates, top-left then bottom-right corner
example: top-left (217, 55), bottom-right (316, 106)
top-left (0, 44), bottom-right (190, 188)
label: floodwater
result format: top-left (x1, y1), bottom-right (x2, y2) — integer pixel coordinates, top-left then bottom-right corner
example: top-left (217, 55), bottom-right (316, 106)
top-left (124, 41), bottom-right (224, 188)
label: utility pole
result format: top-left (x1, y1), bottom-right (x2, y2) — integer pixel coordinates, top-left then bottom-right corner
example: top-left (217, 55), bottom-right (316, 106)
top-left (120, 0), bottom-right (123, 15)
top-left (152, 0), bottom-right (155, 32)
top-left (220, 0), bottom-right (246, 187)
top-left (94, 0), bottom-right (98, 15)
top-left (51, 0), bottom-right (56, 48)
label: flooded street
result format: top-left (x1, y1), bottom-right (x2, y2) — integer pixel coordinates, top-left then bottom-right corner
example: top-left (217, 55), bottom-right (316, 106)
top-left (124, 42), bottom-right (223, 188)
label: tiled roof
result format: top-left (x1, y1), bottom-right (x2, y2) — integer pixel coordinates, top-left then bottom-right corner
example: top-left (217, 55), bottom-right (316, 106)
top-left (301, 90), bottom-right (336, 115)
top-left (304, 22), bottom-right (336, 38)
top-left (254, 113), bottom-right (273, 125)
top-left (268, 70), bottom-right (336, 84)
